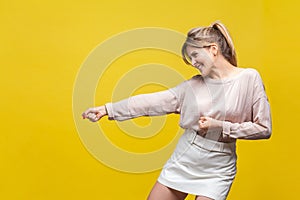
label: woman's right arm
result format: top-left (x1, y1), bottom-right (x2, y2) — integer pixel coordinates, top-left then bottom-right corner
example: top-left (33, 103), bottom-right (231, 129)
top-left (82, 83), bottom-right (185, 122)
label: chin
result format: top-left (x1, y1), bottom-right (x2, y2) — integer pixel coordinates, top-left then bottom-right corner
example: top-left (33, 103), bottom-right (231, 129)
top-left (199, 70), bottom-right (207, 77)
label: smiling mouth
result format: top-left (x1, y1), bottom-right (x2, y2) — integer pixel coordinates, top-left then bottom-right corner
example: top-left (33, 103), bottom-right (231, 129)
top-left (196, 64), bottom-right (204, 71)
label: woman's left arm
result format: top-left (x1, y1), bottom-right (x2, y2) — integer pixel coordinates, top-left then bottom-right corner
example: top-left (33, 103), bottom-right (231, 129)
top-left (222, 97), bottom-right (272, 140)
top-left (200, 70), bottom-right (272, 140)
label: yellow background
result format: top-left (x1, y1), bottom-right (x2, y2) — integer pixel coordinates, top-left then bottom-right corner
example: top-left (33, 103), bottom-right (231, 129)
top-left (1, 0), bottom-right (299, 199)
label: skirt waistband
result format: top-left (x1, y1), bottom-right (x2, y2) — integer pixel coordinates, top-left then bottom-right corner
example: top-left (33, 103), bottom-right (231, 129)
top-left (187, 130), bottom-right (236, 154)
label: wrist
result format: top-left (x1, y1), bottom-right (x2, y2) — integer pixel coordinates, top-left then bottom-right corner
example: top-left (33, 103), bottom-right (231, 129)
top-left (103, 105), bottom-right (108, 115)
top-left (215, 119), bottom-right (223, 128)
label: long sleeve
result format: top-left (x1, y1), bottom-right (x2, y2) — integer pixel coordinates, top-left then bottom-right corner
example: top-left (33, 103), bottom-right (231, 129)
top-left (105, 84), bottom-right (183, 121)
top-left (222, 71), bottom-right (272, 140)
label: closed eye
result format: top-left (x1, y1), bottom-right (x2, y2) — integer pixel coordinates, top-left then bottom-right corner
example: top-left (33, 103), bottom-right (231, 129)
top-left (191, 52), bottom-right (198, 58)
top-left (186, 52), bottom-right (197, 63)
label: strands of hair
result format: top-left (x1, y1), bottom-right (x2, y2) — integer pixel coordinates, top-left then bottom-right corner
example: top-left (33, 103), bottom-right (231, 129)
top-left (182, 21), bottom-right (237, 67)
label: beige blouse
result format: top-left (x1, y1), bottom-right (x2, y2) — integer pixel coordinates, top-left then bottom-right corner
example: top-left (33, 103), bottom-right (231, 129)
top-left (105, 68), bottom-right (272, 143)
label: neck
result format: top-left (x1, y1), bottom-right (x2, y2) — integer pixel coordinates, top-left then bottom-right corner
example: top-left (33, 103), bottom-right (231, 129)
top-left (207, 57), bottom-right (238, 79)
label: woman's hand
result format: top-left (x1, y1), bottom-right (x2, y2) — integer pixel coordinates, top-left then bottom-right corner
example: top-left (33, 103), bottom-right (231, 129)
top-left (199, 116), bottom-right (222, 131)
top-left (82, 106), bottom-right (107, 122)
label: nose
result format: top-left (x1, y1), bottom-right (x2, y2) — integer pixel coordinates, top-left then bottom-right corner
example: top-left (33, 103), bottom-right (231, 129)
top-left (191, 58), bottom-right (197, 67)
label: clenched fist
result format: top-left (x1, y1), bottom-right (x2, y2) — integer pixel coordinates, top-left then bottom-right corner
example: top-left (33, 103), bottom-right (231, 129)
top-left (199, 116), bottom-right (222, 130)
top-left (82, 106), bottom-right (107, 122)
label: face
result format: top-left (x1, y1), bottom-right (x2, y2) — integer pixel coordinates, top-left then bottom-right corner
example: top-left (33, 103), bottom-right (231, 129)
top-left (185, 45), bottom-right (215, 77)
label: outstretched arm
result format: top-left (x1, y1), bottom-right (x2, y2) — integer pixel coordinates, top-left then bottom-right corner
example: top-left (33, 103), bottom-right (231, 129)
top-left (82, 83), bottom-right (184, 122)
top-left (105, 89), bottom-right (181, 121)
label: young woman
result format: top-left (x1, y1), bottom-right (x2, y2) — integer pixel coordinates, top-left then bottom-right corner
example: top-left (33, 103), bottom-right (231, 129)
top-left (82, 21), bottom-right (272, 200)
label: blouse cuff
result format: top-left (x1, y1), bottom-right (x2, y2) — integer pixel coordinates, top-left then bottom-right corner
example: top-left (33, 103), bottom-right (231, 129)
top-left (104, 103), bottom-right (114, 120)
top-left (222, 121), bottom-right (231, 138)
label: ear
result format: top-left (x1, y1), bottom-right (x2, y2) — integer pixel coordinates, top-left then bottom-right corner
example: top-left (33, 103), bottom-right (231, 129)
top-left (209, 43), bottom-right (218, 56)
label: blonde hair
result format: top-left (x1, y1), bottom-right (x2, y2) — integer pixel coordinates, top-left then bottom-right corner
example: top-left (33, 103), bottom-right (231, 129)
top-left (182, 21), bottom-right (237, 66)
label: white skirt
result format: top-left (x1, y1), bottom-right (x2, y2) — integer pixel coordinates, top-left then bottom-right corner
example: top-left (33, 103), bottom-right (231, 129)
top-left (158, 130), bottom-right (237, 200)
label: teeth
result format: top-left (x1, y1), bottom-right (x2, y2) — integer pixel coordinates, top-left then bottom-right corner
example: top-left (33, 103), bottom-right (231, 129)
top-left (194, 63), bottom-right (204, 70)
